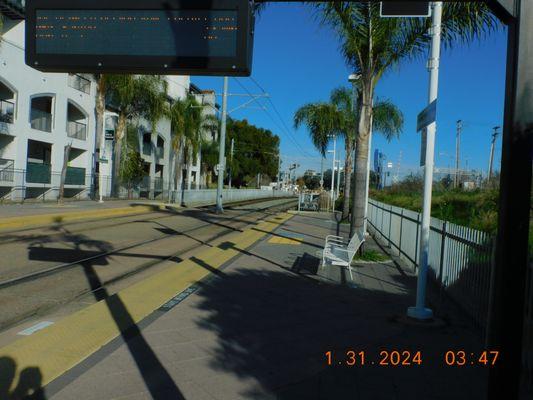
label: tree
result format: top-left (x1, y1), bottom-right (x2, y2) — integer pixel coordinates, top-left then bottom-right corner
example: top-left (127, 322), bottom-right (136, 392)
top-left (294, 86), bottom-right (403, 219)
top-left (302, 175), bottom-right (321, 190)
top-left (225, 119), bottom-right (279, 188)
top-left (120, 124), bottom-right (146, 199)
top-left (168, 94), bottom-right (218, 195)
top-left (105, 75), bottom-right (168, 195)
top-left (318, 2), bottom-right (498, 232)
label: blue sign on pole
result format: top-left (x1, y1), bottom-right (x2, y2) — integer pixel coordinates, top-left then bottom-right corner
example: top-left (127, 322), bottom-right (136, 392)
top-left (374, 149), bottom-right (379, 172)
top-left (417, 99), bottom-right (437, 132)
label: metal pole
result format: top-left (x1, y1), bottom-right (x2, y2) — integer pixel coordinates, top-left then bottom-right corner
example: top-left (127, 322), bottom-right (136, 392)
top-left (277, 154), bottom-right (281, 189)
top-left (336, 161), bottom-right (341, 201)
top-left (228, 137), bottom-right (234, 189)
top-left (215, 76), bottom-right (228, 214)
top-left (319, 156), bottom-right (324, 189)
top-left (407, 1), bottom-right (442, 320)
top-left (330, 135), bottom-right (336, 208)
top-left (455, 119), bottom-right (462, 188)
top-left (98, 115), bottom-right (105, 203)
top-left (488, 126), bottom-right (499, 182)
top-left (363, 129), bottom-right (373, 231)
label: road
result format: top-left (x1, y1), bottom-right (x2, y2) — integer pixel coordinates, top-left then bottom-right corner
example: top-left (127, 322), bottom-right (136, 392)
top-left (0, 198), bottom-right (297, 332)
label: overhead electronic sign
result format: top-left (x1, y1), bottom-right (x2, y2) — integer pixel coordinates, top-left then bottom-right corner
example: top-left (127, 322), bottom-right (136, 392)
top-left (25, 0), bottom-right (254, 76)
top-left (380, 1), bottom-right (431, 17)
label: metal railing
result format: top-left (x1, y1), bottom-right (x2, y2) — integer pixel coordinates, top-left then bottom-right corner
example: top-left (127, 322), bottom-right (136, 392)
top-left (67, 121), bottom-right (87, 140)
top-left (65, 167), bottom-right (86, 185)
top-left (30, 109), bottom-right (52, 132)
top-left (68, 74), bottom-right (91, 94)
top-left (367, 199), bottom-right (495, 330)
top-left (26, 162), bottom-right (51, 184)
top-left (0, 99), bottom-right (14, 124)
top-left (0, 158), bottom-right (14, 182)
top-left (155, 147), bottom-right (164, 159)
top-left (154, 177), bottom-right (163, 191)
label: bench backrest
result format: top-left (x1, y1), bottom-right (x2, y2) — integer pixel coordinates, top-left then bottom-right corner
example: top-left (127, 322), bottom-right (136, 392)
top-left (346, 228), bottom-right (365, 258)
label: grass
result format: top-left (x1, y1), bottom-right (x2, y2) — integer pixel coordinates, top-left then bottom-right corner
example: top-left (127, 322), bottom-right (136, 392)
top-left (354, 249), bottom-right (389, 262)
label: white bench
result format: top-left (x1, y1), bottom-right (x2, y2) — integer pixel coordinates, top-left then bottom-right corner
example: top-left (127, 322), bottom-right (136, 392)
top-left (322, 229), bottom-right (365, 280)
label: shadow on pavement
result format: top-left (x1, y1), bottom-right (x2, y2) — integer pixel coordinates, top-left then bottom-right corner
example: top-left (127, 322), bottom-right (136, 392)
top-left (0, 357), bottom-right (46, 400)
top-left (191, 244), bottom-right (488, 399)
top-left (25, 224), bottom-right (186, 400)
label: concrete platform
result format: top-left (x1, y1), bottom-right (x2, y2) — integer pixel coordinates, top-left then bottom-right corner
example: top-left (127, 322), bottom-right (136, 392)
top-left (0, 212), bottom-right (488, 399)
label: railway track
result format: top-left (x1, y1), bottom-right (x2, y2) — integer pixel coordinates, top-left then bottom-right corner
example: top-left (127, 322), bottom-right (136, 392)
top-left (0, 198), bottom-right (297, 330)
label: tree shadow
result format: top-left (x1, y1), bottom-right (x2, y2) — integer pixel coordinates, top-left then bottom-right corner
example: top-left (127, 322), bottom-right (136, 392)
top-left (25, 224), bottom-right (185, 400)
top-left (0, 357), bottom-right (46, 400)
top-left (191, 261), bottom-right (489, 399)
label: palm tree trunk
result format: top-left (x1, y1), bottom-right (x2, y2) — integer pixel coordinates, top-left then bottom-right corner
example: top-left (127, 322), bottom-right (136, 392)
top-left (112, 113), bottom-right (127, 197)
top-left (342, 137), bottom-right (354, 219)
top-left (351, 83), bottom-right (373, 233)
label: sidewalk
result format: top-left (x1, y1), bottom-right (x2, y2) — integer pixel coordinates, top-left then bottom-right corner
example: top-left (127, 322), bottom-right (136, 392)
top-left (5, 212), bottom-right (487, 399)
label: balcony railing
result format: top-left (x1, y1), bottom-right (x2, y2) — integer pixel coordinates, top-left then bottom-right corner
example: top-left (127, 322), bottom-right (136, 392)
top-left (155, 147), bottom-right (164, 159)
top-left (65, 167), bottom-right (86, 185)
top-left (0, 158), bottom-right (14, 182)
top-left (142, 143), bottom-right (152, 156)
top-left (30, 109), bottom-right (52, 132)
top-left (67, 121), bottom-right (87, 140)
top-left (26, 162), bottom-right (51, 184)
top-left (140, 176), bottom-right (150, 190)
top-left (68, 74), bottom-right (91, 94)
top-left (154, 177), bottom-right (163, 191)
top-left (0, 100), bottom-right (14, 124)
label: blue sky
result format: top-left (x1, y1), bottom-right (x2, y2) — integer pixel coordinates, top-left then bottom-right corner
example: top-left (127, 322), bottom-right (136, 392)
top-left (192, 3), bottom-right (508, 179)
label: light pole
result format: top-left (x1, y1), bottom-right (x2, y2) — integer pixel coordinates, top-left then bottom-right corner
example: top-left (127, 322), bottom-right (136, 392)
top-left (336, 160), bottom-right (342, 200)
top-left (215, 77), bottom-right (229, 213)
top-left (407, 1), bottom-right (442, 321)
top-left (327, 135), bottom-right (337, 210)
top-left (455, 119), bottom-right (462, 188)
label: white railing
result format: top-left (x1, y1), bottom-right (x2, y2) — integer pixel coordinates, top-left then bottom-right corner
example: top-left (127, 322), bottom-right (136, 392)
top-left (367, 199), bottom-right (495, 330)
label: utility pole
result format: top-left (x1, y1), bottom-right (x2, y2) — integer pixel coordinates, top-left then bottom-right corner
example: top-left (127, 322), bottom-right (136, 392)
top-left (488, 126), bottom-right (500, 183)
top-left (336, 161), bottom-right (341, 200)
top-left (455, 119), bottom-right (462, 188)
top-left (277, 154), bottom-right (282, 189)
top-left (319, 156), bottom-right (324, 189)
top-left (329, 135), bottom-right (337, 209)
top-left (215, 77), bottom-right (228, 213)
top-left (407, 1), bottom-right (442, 321)
top-left (228, 137), bottom-right (234, 189)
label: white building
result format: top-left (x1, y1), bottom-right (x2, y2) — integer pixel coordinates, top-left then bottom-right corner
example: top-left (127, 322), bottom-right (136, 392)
top-left (0, 17), bottom-right (97, 201)
top-left (0, 7), bottom-right (215, 202)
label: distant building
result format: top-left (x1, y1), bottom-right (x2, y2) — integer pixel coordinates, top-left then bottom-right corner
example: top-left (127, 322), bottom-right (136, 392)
top-left (304, 169), bottom-right (317, 177)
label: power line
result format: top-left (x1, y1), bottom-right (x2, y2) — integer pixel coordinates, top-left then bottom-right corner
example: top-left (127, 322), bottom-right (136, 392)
top-left (232, 77), bottom-right (315, 158)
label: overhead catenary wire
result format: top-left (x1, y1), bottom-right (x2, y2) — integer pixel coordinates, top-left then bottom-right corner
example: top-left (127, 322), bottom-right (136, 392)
top-left (231, 77), bottom-right (315, 158)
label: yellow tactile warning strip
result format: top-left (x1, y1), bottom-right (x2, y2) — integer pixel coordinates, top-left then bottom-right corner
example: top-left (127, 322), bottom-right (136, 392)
top-left (268, 236), bottom-right (302, 245)
top-left (0, 212), bottom-right (293, 391)
top-left (0, 205), bottom-right (163, 231)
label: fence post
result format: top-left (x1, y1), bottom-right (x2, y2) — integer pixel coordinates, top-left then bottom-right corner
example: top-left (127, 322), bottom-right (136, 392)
top-left (398, 209), bottom-right (404, 257)
top-left (414, 213), bottom-right (420, 269)
top-left (388, 205), bottom-right (393, 248)
top-left (439, 221), bottom-right (447, 286)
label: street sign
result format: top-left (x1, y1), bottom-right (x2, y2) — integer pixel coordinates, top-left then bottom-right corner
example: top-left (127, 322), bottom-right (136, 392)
top-left (25, 0), bottom-right (255, 76)
top-left (380, 1), bottom-right (431, 17)
top-left (416, 99), bottom-right (437, 132)
top-left (387, 162), bottom-right (393, 169)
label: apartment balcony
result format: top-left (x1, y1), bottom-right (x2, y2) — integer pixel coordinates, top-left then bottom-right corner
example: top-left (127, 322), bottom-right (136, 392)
top-left (0, 158), bottom-right (14, 182)
top-left (67, 121), bottom-right (87, 140)
top-left (65, 167), bottom-right (86, 185)
top-left (68, 74), bottom-right (91, 94)
top-left (142, 143), bottom-right (152, 156)
top-left (0, 100), bottom-right (14, 124)
top-left (26, 162), bottom-right (51, 184)
top-left (30, 109), bottom-right (52, 132)
top-left (155, 146), bottom-right (164, 159)
top-left (154, 177), bottom-right (163, 191)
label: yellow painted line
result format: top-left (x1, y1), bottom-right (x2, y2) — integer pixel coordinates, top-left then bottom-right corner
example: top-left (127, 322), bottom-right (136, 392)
top-left (268, 236), bottom-right (302, 245)
top-left (0, 212), bottom-right (293, 390)
top-left (0, 205), bottom-right (162, 231)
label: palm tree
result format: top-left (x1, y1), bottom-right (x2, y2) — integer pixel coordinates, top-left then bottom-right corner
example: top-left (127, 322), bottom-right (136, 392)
top-left (317, 2), bottom-right (498, 231)
top-left (168, 95), bottom-right (218, 196)
top-left (105, 75), bottom-right (168, 195)
top-left (294, 86), bottom-right (403, 219)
